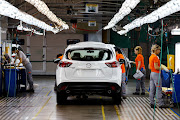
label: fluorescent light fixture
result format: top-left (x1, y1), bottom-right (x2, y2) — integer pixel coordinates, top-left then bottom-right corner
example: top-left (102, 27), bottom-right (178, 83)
top-left (175, 43), bottom-right (180, 73)
top-left (117, 0), bottom-right (180, 35)
top-left (0, 0), bottom-right (60, 34)
top-left (104, 0), bottom-right (140, 30)
top-left (171, 28), bottom-right (180, 35)
top-left (25, 0), bottom-right (69, 30)
top-left (17, 21), bottom-right (44, 35)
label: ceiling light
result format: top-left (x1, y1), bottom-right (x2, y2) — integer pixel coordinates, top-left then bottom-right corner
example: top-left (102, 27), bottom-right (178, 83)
top-left (25, 0), bottom-right (69, 30)
top-left (0, 0), bottom-right (59, 34)
top-left (171, 28), bottom-right (180, 35)
top-left (104, 0), bottom-right (140, 30)
top-left (117, 0), bottom-right (180, 35)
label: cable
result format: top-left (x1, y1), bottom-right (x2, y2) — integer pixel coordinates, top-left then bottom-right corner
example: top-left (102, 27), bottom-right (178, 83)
top-left (7, 39), bottom-right (12, 98)
top-left (167, 46), bottom-right (180, 115)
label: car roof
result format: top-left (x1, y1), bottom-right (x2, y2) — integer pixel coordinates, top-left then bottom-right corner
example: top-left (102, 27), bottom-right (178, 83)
top-left (66, 42), bottom-right (115, 50)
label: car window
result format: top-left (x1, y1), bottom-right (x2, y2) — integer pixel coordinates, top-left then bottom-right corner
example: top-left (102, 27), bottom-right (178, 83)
top-left (66, 48), bottom-right (112, 61)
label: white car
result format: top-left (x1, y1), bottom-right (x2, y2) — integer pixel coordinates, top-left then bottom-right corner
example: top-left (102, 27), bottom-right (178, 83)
top-left (55, 42), bottom-right (124, 104)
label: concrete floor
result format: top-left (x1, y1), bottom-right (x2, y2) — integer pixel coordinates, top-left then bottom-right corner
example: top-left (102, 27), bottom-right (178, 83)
top-left (0, 76), bottom-right (179, 120)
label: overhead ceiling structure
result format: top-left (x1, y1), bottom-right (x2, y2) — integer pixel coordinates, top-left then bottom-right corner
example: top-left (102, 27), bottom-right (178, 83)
top-left (4, 0), bottom-right (180, 34)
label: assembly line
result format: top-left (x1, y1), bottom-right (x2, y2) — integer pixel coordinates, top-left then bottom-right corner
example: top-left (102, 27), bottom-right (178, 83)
top-left (0, 0), bottom-right (180, 120)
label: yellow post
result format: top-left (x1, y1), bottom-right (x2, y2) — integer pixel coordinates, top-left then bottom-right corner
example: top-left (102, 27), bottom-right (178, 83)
top-left (5, 47), bottom-right (9, 54)
top-left (167, 54), bottom-right (175, 72)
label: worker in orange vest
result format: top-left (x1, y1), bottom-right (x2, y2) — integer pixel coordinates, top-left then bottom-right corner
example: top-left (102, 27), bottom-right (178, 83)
top-left (56, 53), bottom-right (63, 60)
top-left (115, 47), bottom-right (126, 99)
top-left (149, 44), bottom-right (168, 108)
top-left (131, 46), bottom-right (146, 95)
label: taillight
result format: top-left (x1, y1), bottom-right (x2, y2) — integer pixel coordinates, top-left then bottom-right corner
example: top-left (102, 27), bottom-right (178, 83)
top-left (105, 61), bottom-right (119, 68)
top-left (111, 86), bottom-right (116, 91)
top-left (60, 85), bottom-right (67, 90)
top-left (59, 61), bottom-right (72, 67)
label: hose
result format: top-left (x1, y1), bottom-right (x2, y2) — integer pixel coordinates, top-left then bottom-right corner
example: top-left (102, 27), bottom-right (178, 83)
top-left (153, 19), bottom-right (164, 120)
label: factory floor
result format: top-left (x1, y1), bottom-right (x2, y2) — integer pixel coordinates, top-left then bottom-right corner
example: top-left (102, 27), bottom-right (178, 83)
top-left (0, 76), bottom-right (179, 120)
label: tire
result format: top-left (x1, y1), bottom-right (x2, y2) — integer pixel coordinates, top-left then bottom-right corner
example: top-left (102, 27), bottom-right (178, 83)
top-left (56, 92), bottom-right (67, 105)
top-left (113, 88), bottom-right (122, 105)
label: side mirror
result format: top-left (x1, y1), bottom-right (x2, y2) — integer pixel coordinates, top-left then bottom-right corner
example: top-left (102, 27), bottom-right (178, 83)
top-left (119, 59), bottom-right (125, 64)
top-left (53, 58), bottom-right (60, 63)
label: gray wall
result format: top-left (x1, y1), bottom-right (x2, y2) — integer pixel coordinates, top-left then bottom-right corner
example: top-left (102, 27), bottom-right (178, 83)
top-left (19, 33), bottom-right (84, 75)
top-left (88, 24), bottom-right (102, 42)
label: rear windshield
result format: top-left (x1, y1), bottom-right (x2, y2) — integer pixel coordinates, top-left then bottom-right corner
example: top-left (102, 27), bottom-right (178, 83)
top-left (66, 48), bottom-right (112, 61)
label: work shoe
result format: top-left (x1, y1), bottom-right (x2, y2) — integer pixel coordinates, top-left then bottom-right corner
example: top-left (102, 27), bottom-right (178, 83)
top-left (151, 104), bottom-right (157, 108)
top-left (26, 88), bottom-right (34, 93)
top-left (122, 95), bottom-right (127, 99)
top-left (133, 92), bottom-right (140, 95)
top-left (141, 92), bottom-right (145, 95)
top-left (159, 105), bottom-right (169, 108)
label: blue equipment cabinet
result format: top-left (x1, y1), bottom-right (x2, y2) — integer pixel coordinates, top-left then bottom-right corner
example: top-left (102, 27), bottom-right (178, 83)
top-left (161, 70), bottom-right (171, 88)
top-left (4, 69), bottom-right (19, 97)
top-left (173, 74), bottom-right (180, 104)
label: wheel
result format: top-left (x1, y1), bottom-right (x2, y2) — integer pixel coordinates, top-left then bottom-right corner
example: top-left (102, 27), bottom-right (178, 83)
top-left (56, 92), bottom-right (67, 105)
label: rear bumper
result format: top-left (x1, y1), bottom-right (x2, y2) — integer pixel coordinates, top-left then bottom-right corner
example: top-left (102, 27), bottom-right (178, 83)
top-left (56, 82), bottom-right (121, 96)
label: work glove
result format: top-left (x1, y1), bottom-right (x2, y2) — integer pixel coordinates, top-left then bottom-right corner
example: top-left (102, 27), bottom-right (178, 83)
top-left (164, 68), bottom-right (169, 72)
top-left (129, 61), bottom-right (134, 64)
top-left (161, 64), bottom-right (169, 72)
top-left (136, 69), bottom-right (140, 73)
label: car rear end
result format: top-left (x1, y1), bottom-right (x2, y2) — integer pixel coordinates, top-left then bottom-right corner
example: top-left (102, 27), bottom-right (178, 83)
top-left (55, 42), bottom-right (122, 104)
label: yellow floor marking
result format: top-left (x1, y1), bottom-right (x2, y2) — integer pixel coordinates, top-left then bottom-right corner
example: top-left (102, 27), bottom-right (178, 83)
top-left (146, 88), bottom-right (180, 118)
top-left (114, 105), bottom-right (121, 120)
top-left (32, 96), bottom-right (52, 120)
top-left (168, 109), bottom-right (180, 118)
top-left (46, 90), bottom-right (51, 96)
top-left (101, 105), bottom-right (106, 120)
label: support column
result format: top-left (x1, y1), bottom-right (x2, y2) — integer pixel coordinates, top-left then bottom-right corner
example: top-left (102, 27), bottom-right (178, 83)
top-left (42, 32), bottom-right (46, 72)
top-left (26, 36), bottom-right (30, 59)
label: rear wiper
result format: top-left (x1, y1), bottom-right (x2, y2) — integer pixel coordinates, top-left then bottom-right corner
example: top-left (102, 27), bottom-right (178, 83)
top-left (87, 50), bottom-right (94, 53)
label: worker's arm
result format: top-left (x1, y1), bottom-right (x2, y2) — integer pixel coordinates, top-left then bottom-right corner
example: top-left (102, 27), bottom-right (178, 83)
top-left (129, 61), bottom-right (135, 64)
top-left (17, 58), bottom-right (22, 67)
top-left (14, 57), bottom-right (17, 64)
top-left (137, 61), bottom-right (141, 70)
top-left (148, 64), bottom-right (150, 69)
top-left (154, 62), bottom-right (161, 70)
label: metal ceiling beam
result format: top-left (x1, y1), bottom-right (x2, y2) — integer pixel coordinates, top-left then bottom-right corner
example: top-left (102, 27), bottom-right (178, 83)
top-left (15, 1), bottom-right (26, 8)
top-left (46, 3), bottom-right (122, 7)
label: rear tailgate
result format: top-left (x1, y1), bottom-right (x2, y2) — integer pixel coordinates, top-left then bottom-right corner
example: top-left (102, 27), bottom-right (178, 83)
top-left (65, 61), bottom-right (113, 80)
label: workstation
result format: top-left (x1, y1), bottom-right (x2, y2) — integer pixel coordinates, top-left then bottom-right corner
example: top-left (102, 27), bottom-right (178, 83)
top-left (1, 42), bottom-right (28, 97)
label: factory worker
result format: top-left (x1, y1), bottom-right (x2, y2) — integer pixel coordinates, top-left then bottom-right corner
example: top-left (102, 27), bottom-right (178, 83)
top-left (149, 44), bottom-right (168, 108)
top-left (12, 47), bottom-right (34, 92)
top-left (132, 46), bottom-right (146, 95)
top-left (115, 47), bottom-right (126, 99)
